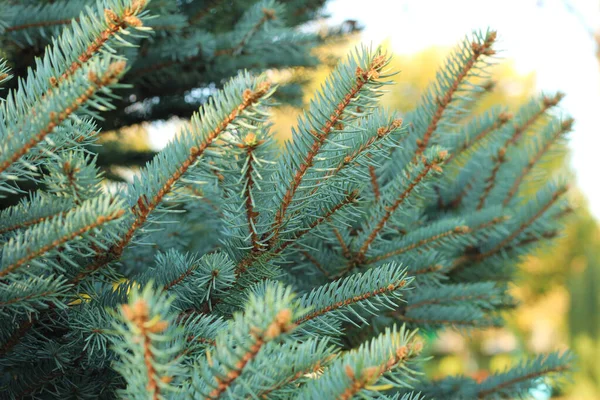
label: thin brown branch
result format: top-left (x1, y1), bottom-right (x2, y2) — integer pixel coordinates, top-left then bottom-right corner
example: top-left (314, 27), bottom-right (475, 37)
top-left (255, 362), bottom-right (323, 399)
top-left (451, 229), bottom-right (560, 271)
top-left (507, 93), bottom-right (564, 147)
top-left (368, 166), bottom-right (381, 201)
top-left (394, 313), bottom-right (488, 327)
top-left (405, 293), bottom-right (493, 311)
top-left (5, 18), bottom-right (76, 33)
top-left (299, 250), bottom-right (330, 277)
top-left (58, 4), bottom-right (146, 84)
top-left (333, 228), bottom-right (352, 259)
top-left (411, 264), bottom-right (444, 276)
top-left (0, 318), bottom-right (36, 356)
top-left (331, 119), bottom-right (402, 180)
top-left (164, 265), bottom-right (197, 291)
top-left (0, 291), bottom-right (55, 307)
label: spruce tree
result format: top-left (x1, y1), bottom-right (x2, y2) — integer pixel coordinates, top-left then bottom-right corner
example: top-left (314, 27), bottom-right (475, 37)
top-left (0, 1), bottom-right (573, 399)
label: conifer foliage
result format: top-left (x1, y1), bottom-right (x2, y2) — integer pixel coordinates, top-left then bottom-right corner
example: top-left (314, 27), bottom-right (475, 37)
top-left (0, 0), bottom-right (573, 399)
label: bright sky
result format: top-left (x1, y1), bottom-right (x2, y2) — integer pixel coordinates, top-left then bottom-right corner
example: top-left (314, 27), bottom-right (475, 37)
top-left (325, 0), bottom-right (600, 218)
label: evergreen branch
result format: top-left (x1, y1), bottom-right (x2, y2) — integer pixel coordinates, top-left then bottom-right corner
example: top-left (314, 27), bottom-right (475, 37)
top-left (476, 148), bottom-right (505, 210)
top-left (503, 118), bottom-right (573, 205)
top-left (254, 361), bottom-right (324, 399)
top-left (395, 308), bottom-right (497, 329)
top-left (74, 76), bottom-right (272, 283)
top-left (411, 263), bottom-right (445, 276)
top-left (297, 325), bottom-right (422, 399)
top-left (0, 275), bottom-right (70, 315)
top-left (205, 317), bottom-right (282, 398)
top-left (477, 185), bottom-right (568, 260)
top-left (507, 93), bottom-right (564, 146)
top-left (415, 31), bottom-right (496, 157)
top-left (477, 93), bottom-right (563, 209)
top-left (295, 263), bottom-right (410, 326)
top-left (270, 50), bottom-right (388, 246)
top-left (0, 196), bottom-right (125, 278)
top-left (121, 83), bottom-right (269, 246)
top-left (193, 283), bottom-right (300, 399)
top-left (327, 118), bottom-right (403, 180)
top-left (447, 80), bottom-right (496, 125)
top-left (0, 60), bottom-right (126, 176)
top-left (356, 150), bottom-right (447, 263)
top-left (43, 151), bottom-right (103, 204)
top-left (215, 6), bottom-right (278, 57)
top-left (366, 225), bottom-right (470, 265)
top-left (451, 229), bottom-right (560, 271)
top-left (56, 1), bottom-right (147, 83)
top-left (120, 300), bottom-right (168, 399)
top-left (0, 194), bottom-right (72, 237)
top-left (405, 282), bottom-right (500, 311)
top-left (113, 284), bottom-right (184, 400)
top-left (444, 111), bottom-right (512, 165)
top-left (474, 352), bottom-right (572, 399)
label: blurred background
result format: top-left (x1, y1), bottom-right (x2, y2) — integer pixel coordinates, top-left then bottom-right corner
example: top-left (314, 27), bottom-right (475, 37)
top-left (117, 0), bottom-right (600, 398)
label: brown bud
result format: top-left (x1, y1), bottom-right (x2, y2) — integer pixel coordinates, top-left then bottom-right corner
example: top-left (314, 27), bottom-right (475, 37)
top-left (396, 345), bottom-right (408, 360)
top-left (147, 320), bottom-right (169, 334)
top-left (344, 365), bottom-right (355, 380)
top-left (391, 118), bottom-right (403, 129)
top-left (108, 60), bottom-right (127, 77)
top-left (124, 16), bottom-right (143, 27)
top-left (498, 112), bottom-right (512, 124)
top-left (412, 340), bottom-right (424, 354)
top-left (104, 9), bottom-right (119, 23)
top-left (561, 118), bottom-right (574, 131)
top-left (455, 226), bottom-right (470, 234)
top-left (262, 8), bottom-right (276, 20)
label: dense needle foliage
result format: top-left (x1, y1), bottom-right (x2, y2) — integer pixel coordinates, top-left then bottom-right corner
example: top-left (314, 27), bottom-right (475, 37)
top-left (0, 0), bottom-right (572, 399)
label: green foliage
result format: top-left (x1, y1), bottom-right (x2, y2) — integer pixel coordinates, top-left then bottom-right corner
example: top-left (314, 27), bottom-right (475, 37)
top-left (0, 1), bottom-right (573, 399)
